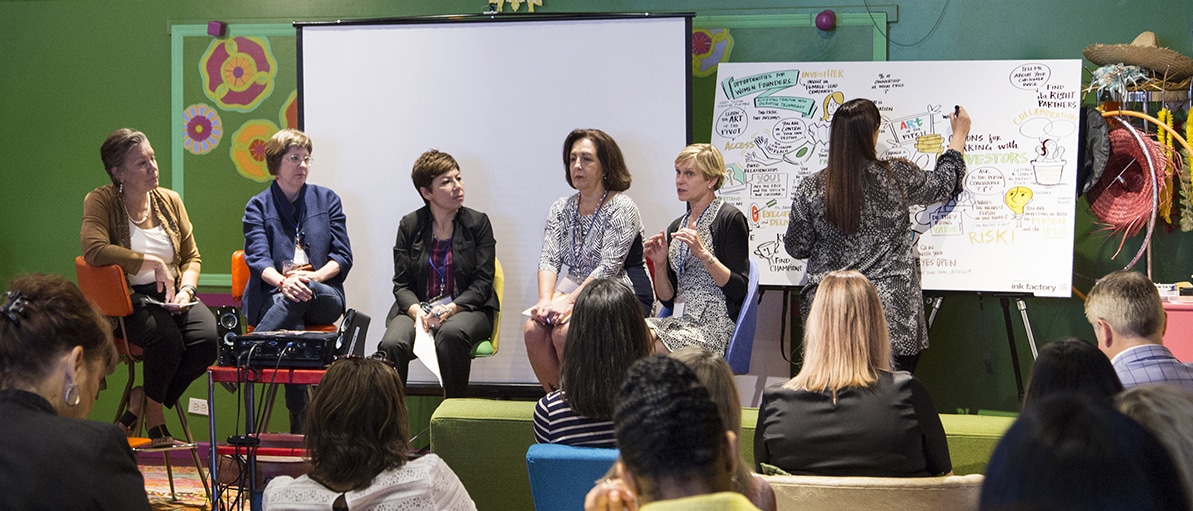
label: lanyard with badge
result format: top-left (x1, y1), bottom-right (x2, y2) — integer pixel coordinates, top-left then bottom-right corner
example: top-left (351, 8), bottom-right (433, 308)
top-left (558, 190), bottom-right (609, 294)
top-left (671, 200), bottom-right (714, 318)
top-left (427, 246), bottom-right (452, 308)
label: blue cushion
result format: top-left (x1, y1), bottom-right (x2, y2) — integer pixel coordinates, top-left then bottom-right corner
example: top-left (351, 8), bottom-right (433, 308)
top-left (526, 443), bottom-right (619, 510)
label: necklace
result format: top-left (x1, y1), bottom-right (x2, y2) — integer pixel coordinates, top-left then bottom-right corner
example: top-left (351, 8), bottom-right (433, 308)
top-left (123, 192), bottom-right (150, 225)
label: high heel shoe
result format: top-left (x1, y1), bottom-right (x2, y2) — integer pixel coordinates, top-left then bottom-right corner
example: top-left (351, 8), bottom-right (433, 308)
top-left (147, 424), bottom-right (175, 448)
top-left (118, 386), bottom-right (144, 436)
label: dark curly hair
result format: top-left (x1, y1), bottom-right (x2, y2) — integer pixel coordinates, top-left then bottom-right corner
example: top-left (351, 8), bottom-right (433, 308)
top-left (614, 355), bottom-right (726, 485)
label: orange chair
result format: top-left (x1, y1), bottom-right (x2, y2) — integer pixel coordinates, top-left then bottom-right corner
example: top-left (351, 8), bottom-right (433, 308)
top-left (231, 250), bottom-right (336, 333)
top-left (74, 256), bottom-right (211, 503)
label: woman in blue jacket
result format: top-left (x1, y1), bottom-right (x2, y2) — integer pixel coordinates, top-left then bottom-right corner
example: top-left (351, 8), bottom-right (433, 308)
top-left (241, 128), bottom-right (352, 432)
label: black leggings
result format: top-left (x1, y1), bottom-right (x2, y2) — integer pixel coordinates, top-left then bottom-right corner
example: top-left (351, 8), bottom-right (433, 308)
top-left (894, 353), bottom-right (920, 374)
top-left (124, 284), bottom-right (219, 407)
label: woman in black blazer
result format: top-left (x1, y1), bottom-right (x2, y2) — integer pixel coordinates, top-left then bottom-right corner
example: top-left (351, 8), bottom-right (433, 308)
top-left (379, 149), bottom-right (499, 398)
top-left (0, 274), bottom-right (151, 511)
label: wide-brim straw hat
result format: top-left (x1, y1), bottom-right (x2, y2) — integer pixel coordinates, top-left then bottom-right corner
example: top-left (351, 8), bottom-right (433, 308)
top-left (1083, 31), bottom-right (1193, 80)
top-left (1085, 124), bottom-right (1169, 236)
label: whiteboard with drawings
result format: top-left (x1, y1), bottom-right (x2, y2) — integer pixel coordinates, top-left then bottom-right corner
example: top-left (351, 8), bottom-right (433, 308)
top-left (713, 60), bottom-right (1082, 297)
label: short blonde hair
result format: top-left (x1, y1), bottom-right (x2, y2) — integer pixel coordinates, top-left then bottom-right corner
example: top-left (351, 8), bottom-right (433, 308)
top-left (785, 270), bottom-right (891, 397)
top-left (1116, 385), bottom-right (1193, 506)
top-left (265, 128), bottom-right (313, 176)
top-left (675, 143), bottom-right (726, 191)
top-left (1084, 271), bottom-right (1165, 339)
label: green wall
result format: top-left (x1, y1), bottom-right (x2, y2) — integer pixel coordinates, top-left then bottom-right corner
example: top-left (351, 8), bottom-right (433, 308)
top-left (2, 0), bottom-right (1192, 437)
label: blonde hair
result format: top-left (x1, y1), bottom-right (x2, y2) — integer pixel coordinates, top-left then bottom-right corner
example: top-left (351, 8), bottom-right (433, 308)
top-left (785, 270), bottom-right (891, 397)
top-left (822, 91), bottom-right (845, 121)
top-left (1084, 271), bottom-right (1165, 339)
top-left (668, 347), bottom-right (758, 501)
top-left (1116, 385), bottom-right (1193, 507)
top-left (675, 143), bottom-right (726, 191)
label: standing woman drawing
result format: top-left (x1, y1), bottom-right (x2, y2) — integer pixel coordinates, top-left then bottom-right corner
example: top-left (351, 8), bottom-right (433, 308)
top-left (785, 98), bottom-right (970, 372)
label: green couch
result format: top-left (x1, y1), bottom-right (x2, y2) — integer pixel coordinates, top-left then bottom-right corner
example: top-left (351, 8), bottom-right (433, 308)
top-left (429, 399), bottom-right (1014, 511)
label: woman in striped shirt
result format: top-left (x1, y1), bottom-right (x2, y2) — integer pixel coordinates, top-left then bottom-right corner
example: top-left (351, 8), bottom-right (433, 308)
top-left (533, 279), bottom-right (652, 447)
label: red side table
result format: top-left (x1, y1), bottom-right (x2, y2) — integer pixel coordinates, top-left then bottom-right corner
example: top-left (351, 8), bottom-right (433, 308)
top-left (206, 366), bottom-right (327, 504)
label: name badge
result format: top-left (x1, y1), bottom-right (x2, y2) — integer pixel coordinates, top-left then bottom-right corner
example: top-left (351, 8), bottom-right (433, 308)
top-left (672, 302), bottom-right (685, 317)
top-left (555, 267), bottom-right (581, 295)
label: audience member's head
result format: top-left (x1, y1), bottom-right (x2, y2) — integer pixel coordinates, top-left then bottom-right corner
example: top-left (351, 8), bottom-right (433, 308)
top-left (304, 357), bottom-right (410, 492)
top-left (1116, 384), bottom-right (1193, 508)
top-left (1084, 271), bottom-right (1166, 358)
top-left (787, 270), bottom-right (890, 396)
top-left (614, 355), bottom-right (735, 504)
top-left (0, 274), bottom-right (117, 419)
top-left (670, 347), bottom-right (773, 507)
top-left (1021, 337), bottom-right (1123, 409)
top-left (981, 393), bottom-right (1189, 511)
top-left (560, 278), bottom-right (652, 419)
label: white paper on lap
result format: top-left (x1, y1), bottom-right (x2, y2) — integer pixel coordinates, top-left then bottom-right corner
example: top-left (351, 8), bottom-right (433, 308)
top-left (413, 326), bottom-right (443, 386)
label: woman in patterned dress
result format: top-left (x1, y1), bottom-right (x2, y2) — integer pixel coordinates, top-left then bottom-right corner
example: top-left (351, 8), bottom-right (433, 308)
top-left (784, 98), bottom-right (970, 372)
top-left (525, 129), bottom-right (652, 392)
top-left (645, 144), bottom-right (750, 356)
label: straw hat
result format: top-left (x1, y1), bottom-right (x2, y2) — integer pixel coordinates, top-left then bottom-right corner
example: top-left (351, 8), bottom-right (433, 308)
top-left (1085, 124), bottom-right (1169, 236)
top-left (1083, 31), bottom-right (1193, 80)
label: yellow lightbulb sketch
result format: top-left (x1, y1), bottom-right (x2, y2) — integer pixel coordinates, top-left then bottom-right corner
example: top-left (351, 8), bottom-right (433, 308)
top-left (1004, 186), bottom-right (1034, 215)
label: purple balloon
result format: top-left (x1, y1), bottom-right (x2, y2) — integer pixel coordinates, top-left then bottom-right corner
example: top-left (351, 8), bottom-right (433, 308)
top-left (815, 10), bottom-right (836, 31)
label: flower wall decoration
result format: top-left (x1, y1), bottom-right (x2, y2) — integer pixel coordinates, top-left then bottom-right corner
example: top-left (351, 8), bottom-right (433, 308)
top-left (280, 90), bottom-right (298, 130)
top-left (200, 36), bottom-right (279, 112)
top-left (230, 119), bottom-right (279, 182)
top-left (183, 103), bottom-right (223, 155)
top-left (692, 28), bottom-right (734, 78)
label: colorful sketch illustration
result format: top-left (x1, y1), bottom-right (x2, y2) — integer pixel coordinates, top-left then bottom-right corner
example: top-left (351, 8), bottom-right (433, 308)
top-left (1019, 117), bottom-right (1076, 186)
top-left (711, 60), bottom-right (1081, 294)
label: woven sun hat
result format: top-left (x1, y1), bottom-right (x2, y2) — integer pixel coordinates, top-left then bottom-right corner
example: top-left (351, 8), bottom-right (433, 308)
top-left (1083, 31), bottom-right (1193, 80)
top-left (1085, 124), bottom-right (1169, 236)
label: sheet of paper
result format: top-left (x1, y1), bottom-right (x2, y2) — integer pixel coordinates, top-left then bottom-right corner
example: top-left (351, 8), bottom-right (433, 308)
top-left (412, 325), bottom-right (443, 387)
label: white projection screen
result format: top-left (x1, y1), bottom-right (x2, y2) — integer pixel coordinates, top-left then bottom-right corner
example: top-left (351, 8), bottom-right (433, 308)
top-left (298, 14), bottom-right (692, 385)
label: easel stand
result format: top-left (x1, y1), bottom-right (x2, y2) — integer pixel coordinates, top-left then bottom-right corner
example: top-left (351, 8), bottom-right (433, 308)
top-left (926, 293), bottom-right (1039, 400)
top-left (998, 295), bottom-right (1039, 399)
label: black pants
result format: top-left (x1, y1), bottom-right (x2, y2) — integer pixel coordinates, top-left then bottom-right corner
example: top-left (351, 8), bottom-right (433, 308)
top-left (125, 284), bottom-right (219, 407)
top-left (895, 353), bottom-right (920, 374)
top-left (378, 309), bottom-right (492, 398)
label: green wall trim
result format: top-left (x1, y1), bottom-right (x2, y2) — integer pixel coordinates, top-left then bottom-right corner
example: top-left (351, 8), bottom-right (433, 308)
top-left (169, 23), bottom-right (297, 200)
top-left (692, 12), bottom-right (887, 61)
top-left (200, 273), bottom-right (232, 287)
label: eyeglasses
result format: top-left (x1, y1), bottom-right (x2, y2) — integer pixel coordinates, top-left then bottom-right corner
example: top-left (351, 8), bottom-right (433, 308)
top-left (286, 154), bottom-right (313, 166)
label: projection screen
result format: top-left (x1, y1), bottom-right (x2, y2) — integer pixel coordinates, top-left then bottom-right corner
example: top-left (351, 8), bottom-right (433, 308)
top-left (298, 13), bottom-right (692, 384)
